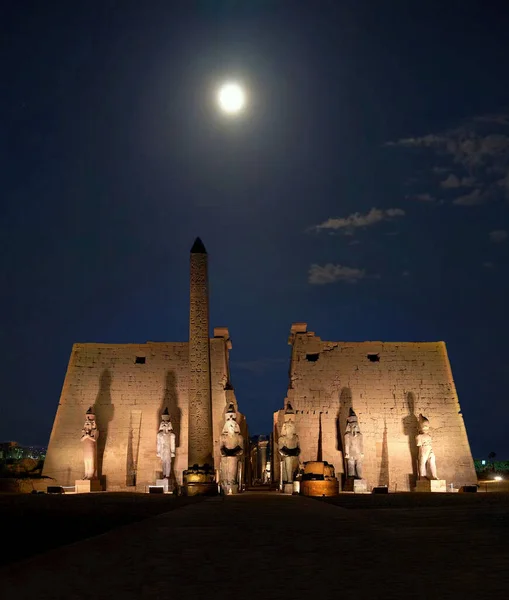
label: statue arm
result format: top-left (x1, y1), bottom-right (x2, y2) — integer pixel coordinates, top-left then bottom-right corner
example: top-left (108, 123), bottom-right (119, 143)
top-left (156, 434), bottom-right (161, 458)
top-left (170, 432), bottom-right (176, 457)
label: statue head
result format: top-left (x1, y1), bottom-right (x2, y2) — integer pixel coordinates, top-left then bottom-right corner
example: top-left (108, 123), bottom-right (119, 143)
top-left (159, 408), bottom-right (174, 434)
top-left (419, 414), bottom-right (430, 433)
top-left (83, 407), bottom-right (97, 431)
top-left (222, 402), bottom-right (240, 436)
top-left (346, 407), bottom-right (361, 435)
top-left (225, 402), bottom-right (237, 422)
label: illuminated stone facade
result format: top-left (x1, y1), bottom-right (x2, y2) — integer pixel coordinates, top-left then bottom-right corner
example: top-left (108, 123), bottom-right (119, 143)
top-left (43, 333), bottom-right (246, 490)
top-left (273, 323), bottom-right (476, 491)
top-left (43, 239), bottom-right (246, 491)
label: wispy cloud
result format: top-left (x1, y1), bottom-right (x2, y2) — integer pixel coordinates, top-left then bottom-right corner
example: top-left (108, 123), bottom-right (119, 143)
top-left (312, 207), bottom-right (405, 234)
top-left (452, 188), bottom-right (486, 206)
top-left (410, 193), bottom-right (435, 202)
top-left (387, 112), bottom-right (509, 206)
top-left (440, 174), bottom-right (476, 189)
top-left (309, 263), bottom-right (366, 285)
top-left (489, 229), bottom-right (508, 243)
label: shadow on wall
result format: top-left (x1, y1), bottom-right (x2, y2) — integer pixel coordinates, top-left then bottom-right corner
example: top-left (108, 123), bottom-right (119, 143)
top-left (336, 387), bottom-right (353, 457)
top-left (402, 391), bottom-right (419, 489)
top-left (94, 369), bottom-right (115, 489)
top-left (158, 371), bottom-right (180, 488)
top-left (378, 419), bottom-right (390, 487)
top-left (126, 419), bottom-right (135, 487)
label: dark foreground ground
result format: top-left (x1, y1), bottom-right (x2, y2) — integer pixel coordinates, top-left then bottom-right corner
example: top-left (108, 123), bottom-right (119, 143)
top-left (1, 491), bottom-right (508, 599)
top-left (0, 492), bottom-right (203, 567)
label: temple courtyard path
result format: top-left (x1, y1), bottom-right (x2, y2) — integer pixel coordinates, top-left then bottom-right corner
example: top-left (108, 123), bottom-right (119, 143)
top-left (1, 491), bottom-right (508, 599)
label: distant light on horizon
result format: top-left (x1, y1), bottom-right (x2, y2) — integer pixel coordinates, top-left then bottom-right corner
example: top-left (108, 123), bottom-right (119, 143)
top-left (217, 82), bottom-right (246, 115)
top-left (495, 476), bottom-right (503, 481)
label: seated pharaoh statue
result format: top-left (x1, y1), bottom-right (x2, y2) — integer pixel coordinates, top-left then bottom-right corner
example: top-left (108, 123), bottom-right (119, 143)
top-left (219, 402), bottom-right (244, 493)
top-left (278, 403), bottom-right (301, 484)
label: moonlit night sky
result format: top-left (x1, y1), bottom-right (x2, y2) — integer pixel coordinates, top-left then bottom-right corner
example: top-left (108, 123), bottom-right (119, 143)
top-left (2, 1), bottom-right (509, 457)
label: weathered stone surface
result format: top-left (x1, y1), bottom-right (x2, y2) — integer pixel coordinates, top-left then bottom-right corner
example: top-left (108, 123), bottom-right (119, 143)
top-left (273, 324), bottom-right (476, 492)
top-left (415, 479), bottom-right (447, 493)
top-left (75, 479), bottom-right (101, 493)
top-left (353, 479), bottom-right (368, 493)
top-left (188, 242), bottom-right (213, 468)
top-left (155, 479), bottom-right (169, 492)
top-left (42, 338), bottom-right (247, 490)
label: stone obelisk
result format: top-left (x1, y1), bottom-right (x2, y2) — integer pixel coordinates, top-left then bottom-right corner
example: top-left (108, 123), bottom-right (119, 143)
top-left (183, 237), bottom-right (217, 495)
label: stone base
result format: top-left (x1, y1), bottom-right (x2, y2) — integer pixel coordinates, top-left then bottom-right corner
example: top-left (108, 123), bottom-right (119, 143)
top-left (75, 479), bottom-right (102, 493)
top-left (353, 479), bottom-right (368, 493)
top-left (282, 483), bottom-right (294, 495)
top-left (221, 483), bottom-right (239, 495)
top-left (155, 479), bottom-right (169, 493)
top-left (184, 482), bottom-right (218, 496)
top-left (301, 479), bottom-right (339, 497)
top-left (183, 466), bottom-right (217, 497)
top-left (414, 479), bottom-right (447, 493)
top-left (343, 477), bottom-right (367, 493)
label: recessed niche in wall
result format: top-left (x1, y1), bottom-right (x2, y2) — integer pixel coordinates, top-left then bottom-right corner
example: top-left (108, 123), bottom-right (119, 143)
top-left (367, 353), bottom-right (380, 362)
top-left (306, 353), bottom-right (320, 362)
top-left (135, 356), bottom-right (146, 364)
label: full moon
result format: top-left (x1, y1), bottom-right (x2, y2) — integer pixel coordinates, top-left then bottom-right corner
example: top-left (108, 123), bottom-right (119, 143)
top-left (217, 82), bottom-right (246, 114)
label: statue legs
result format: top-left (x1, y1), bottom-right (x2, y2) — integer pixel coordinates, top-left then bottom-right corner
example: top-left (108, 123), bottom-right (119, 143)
top-left (162, 458), bottom-right (172, 479)
top-left (83, 457), bottom-right (94, 479)
top-left (283, 456), bottom-right (297, 483)
top-left (428, 452), bottom-right (437, 479)
top-left (418, 448), bottom-right (437, 479)
top-left (347, 457), bottom-right (363, 479)
top-left (220, 456), bottom-right (238, 486)
top-left (83, 440), bottom-right (97, 479)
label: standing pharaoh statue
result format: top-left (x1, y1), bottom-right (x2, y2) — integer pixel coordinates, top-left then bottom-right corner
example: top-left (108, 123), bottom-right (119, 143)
top-left (416, 414), bottom-right (438, 480)
top-left (219, 403), bottom-right (244, 493)
top-left (278, 403), bottom-right (301, 484)
top-left (81, 407), bottom-right (99, 480)
top-left (156, 408), bottom-right (176, 479)
top-left (344, 408), bottom-right (364, 479)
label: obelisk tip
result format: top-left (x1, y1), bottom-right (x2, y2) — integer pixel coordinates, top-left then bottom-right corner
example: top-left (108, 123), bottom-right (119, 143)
top-left (191, 237), bottom-right (207, 254)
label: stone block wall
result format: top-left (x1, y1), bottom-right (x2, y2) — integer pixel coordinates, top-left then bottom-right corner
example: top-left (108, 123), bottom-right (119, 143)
top-left (43, 337), bottom-right (244, 490)
top-left (273, 326), bottom-right (477, 491)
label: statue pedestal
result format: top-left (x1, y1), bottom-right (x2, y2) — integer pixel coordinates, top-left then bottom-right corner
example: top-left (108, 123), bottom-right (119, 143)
top-left (301, 479), bottom-right (339, 497)
top-left (155, 479), bottom-right (169, 493)
top-left (353, 479), bottom-right (368, 493)
top-left (75, 479), bottom-right (102, 493)
top-left (282, 483), bottom-right (294, 495)
top-left (221, 483), bottom-right (239, 495)
top-left (183, 467), bottom-right (217, 496)
top-left (415, 479), bottom-right (447, 493)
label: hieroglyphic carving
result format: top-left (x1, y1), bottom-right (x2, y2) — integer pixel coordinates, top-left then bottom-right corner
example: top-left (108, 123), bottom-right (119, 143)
top-left (188, 240), bottom-right (214, 467)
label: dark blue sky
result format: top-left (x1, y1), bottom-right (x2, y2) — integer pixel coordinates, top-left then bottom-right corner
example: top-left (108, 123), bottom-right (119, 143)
top-left (1, 1), bottom-right (508, 456)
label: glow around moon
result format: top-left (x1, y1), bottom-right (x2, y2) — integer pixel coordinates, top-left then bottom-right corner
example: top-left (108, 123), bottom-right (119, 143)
top-left (217, 82), bottom-right (246, 114)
